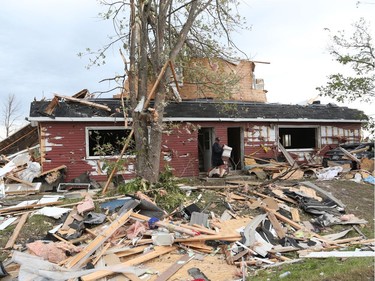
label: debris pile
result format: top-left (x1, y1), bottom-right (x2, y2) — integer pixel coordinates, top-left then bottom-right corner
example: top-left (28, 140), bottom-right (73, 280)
top-left (0, 179), bottom-right (373, 281)
top-left (241, 141), bottom-right (374, 184)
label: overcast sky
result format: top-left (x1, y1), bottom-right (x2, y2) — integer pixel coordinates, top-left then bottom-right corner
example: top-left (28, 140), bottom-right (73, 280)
top-left (0, 0), bottom-right (374, 139)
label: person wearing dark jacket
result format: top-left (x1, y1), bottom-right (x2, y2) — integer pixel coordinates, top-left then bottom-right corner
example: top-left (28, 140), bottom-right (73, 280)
top-left (211, 137), bottom-right (226, 177)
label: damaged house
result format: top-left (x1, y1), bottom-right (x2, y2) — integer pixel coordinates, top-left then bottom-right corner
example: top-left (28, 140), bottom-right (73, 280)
top-left (26, 59), bottom-right (367, 182)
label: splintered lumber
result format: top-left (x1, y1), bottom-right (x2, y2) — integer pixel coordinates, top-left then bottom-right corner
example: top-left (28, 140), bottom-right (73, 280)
top-left (72, 89), bottom-right (90, 99)
top-left (5, 174), bottom-right (34, 187)
top-left (180, 223), bottom-right (217, 235)
top-left (290, 208), bottom-right (300, 222)
top-left (102, 129), bottom-right (134, 194)
top-left (130, 212), bottom-right (198, 236)
top-left (103, 253), bottom-right (141, 281)
top-left (0, 201), bottom-right (63, 215)
top-left (44, 96), bottom-right (60, 115)
top-left (339, 147), bottom-right (360, 164)
top-left (326, 236), bottom-right (362, 245)
top-left (180, 241), bottom-right (214, 252)
top-left (108, 245), bottom-right (149, 258)
top-left (92, 243), bottom-right (112, 265)
top-left (39, 165), bottom-right (67, 177)
top-left (154, 254), bottom-right (193, 281)
top-left (262, 206), bottom-right (328, 243)
top-left (233, 191), bottom-right (329, 243)
top-left (300, 181), bottom-right (346, 208)
top-left (65, 209), bottom-right (133, 269)
top-left (55, 94), bottom-right (111, 112)
top-left (81, 246), bottom-right (177, 281)
top-left (278, 141), bottom-right (299, 168)
top-left (174, 233), bottom-right (241, 243)
top-left (5, 213), bottom-right (28, 249)
top-left (144, 60), bottom-right (171, 110)
top-left (267, 212), bottom-right (286, 239)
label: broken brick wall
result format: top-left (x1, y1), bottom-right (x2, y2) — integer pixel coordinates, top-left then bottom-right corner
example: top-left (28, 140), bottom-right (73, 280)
top-left (179, 59), bottom-right (267, 102)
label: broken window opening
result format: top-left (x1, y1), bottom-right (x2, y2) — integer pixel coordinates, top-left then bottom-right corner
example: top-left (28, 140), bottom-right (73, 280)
top-left (86, 127), bottom-right (135, 158)
top-left (279, 127), bottom-right (317, 149)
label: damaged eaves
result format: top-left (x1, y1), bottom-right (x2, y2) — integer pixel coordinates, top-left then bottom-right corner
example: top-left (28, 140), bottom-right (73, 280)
top-left (28, 99), bottom-right (366, 122)
top-left (0, 124), bottom-right (39, 156)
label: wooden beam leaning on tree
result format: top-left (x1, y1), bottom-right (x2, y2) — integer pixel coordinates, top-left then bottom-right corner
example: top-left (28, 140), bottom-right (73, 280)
top-left (101, 60), bottom-right (173, 195)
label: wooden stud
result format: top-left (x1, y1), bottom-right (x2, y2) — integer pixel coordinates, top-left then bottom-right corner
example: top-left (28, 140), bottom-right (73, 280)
top-left (65, 209), bottom-right (133, 269)
top-left (5, 213), bottom-right (29, 249)
top-left (54, 94), bottom-right (112, 112)
top-left (154, 254), bottom-right (193, 281)
top-left (81, 246), bottom-right (177, 281)
top-left (267, 211), bottom-right (286, 239)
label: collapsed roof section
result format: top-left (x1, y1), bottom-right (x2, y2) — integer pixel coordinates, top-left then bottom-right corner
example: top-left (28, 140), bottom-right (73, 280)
top-left (28, 98), bottom-right (367, 123)
top-left (0, 124), bottom-right (39, 156)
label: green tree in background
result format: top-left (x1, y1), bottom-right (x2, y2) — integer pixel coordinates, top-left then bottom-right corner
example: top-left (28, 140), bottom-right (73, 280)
top-left (317, 18), bottom-right (374, 137)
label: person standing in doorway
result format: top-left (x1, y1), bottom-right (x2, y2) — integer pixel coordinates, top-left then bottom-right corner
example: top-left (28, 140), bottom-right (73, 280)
top-left (211, 137), bottom-right (226, 177)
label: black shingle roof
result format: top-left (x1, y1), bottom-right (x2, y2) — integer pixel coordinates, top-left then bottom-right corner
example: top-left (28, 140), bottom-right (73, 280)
top-left (29, 99), bottom-right (367, 121)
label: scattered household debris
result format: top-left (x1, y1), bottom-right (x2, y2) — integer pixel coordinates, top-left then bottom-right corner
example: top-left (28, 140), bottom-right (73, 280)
top-left (0, 176), bottom-right (373, 281)
top-left (0, 101), bottom-right (373, 280)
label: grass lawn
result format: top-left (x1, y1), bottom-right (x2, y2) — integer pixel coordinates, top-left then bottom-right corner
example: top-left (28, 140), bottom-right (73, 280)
top-left (249, 257), bottom-right (374, 281)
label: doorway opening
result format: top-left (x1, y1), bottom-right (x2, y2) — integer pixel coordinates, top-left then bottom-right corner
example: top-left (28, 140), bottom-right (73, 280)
top-left (198, 127), bottom-right (213, 172)
top-left (227, 127), bottom-right (243, 170)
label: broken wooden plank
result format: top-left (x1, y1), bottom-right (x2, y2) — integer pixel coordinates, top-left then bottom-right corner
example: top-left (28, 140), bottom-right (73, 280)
top-left (4, 182), bottom-right (42, 195)
top-left (39, 165), bottom-right (67, 177)
top-left (174, 233), bottom-right (241, 243)
top-left (326, 236), bottom-right (362, 245)
top-left (300, 181), bottom-right (346, 208)
top-left (154, 254), bottom-right (193, 281)
top-left (72, 89), bottom-right (90, 99)
top-left (0, 200), bottom-right (63, 215)
top-left (81, 246), bottom-right (177, 281)
top-left (44, 96), bottom-right (60, 115)
top-left (92, 243), bottom-right (112, 265)
top-left (181, 223), bottom-right (217, 235)
top-left (103, 253), bottom-right (141, 281)
top-left (108, 245), bottom-right (149, 258)
top-left (65, 209), bottom-right (133, 269)
top-left (54, 94), bottom-right (112, 111)
top-left (339, 147), bottom-right (361, 164)
top-left (290, 208), bottom-right (300, 222)
top-left (5, 174), bottom-right (34, 187)
top-left (267, 212), bottom-right (286, 239)
top-left (278, 141), bottom-right (299, 168)
top-left (101, 129), bottom-right (134, 194)
top-left (179, 241), bottom-right (214, 252)
top-left (258, 202), bottom-right (329, 243)
top-left (5, 213), bottom-right (28, 249)
top-left (131, 212), bottom-right (197, 236)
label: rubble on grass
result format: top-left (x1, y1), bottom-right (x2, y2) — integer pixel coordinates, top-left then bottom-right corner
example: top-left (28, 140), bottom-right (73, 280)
top-left (0, 177), bottom-right (374, 281)
top-left (0, 134), bottom-right (374, 280)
